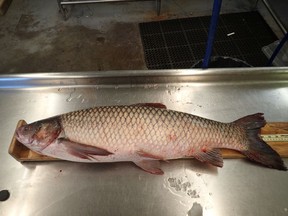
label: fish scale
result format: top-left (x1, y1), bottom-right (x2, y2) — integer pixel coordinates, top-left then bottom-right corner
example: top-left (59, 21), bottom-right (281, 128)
top-left (15, 104), bottom-right (287, 174)
top-left (60, 106), bottom-right (240, 158)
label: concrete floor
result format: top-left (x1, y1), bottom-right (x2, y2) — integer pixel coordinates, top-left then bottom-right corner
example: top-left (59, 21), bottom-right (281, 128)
top-left (0, 0), bottom-right (285, 73)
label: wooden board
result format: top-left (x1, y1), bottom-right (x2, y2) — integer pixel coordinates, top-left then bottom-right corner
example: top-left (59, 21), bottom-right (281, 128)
top-left (8, 120), bottom-right (288, 162)
top-left (0, 0), bottom-right (13, 15)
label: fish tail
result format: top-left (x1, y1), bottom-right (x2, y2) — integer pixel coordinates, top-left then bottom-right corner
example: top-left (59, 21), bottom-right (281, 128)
top-left (234, 113), bottom-right (287, 171)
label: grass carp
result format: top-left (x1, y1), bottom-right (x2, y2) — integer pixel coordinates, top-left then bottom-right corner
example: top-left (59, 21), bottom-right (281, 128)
top-left (15, 103), bottom-right (287, 174)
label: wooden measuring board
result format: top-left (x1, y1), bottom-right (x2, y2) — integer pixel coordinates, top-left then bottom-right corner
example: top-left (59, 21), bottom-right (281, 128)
top-left (9, 120), bottom-right (288, 162)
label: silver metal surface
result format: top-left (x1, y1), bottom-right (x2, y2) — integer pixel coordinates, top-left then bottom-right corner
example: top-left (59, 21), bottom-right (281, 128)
top-left (261, 0), bottom-right (287, 33)
top-left (1, 68), bottom-right (288, 216)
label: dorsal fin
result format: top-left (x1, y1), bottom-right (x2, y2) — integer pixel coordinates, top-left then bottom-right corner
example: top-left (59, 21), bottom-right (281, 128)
top-left (132, 103), bottom-right (167, 109)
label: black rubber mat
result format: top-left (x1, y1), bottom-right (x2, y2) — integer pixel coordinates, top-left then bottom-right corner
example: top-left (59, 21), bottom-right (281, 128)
top-left (139, 11), bottom-right (278, 69)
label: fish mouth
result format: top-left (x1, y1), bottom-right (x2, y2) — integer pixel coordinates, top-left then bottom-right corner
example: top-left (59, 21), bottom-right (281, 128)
top-left (15, 129), bottom-right (33, 145)
top-left (15, 130), bottom-right (20, 139)
top-left (15, 130), bottom-right (24, 142)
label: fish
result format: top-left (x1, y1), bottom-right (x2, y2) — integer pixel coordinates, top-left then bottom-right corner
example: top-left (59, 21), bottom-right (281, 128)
top-left (15, 103), bottom-right (287, 174)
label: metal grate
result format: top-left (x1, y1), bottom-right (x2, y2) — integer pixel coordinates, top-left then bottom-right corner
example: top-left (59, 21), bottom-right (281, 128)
top-left (139, 11), bottom-right (278, 69)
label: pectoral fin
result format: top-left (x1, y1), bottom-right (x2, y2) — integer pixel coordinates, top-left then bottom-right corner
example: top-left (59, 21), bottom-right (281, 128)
top-left (193, 148), bottom-right (223, 167)
top-left (58, 138), bottom-right (113, 160)
top-left (134, 160), bottom-right (164, 175)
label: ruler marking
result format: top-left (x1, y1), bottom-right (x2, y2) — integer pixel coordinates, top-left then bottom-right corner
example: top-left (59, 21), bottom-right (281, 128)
top-left (261, 134), bottom-right (288, 142)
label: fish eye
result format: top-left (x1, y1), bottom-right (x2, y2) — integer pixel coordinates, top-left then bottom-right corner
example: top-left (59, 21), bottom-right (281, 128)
top-left (24, 126), bottom-right (30, 131)
top-left (23, 124), bottom-right (40, 132)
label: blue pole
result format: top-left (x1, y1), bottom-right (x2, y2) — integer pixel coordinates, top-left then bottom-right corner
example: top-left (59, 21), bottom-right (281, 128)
top-left (202, 0), bottom-right (222, 68)
top-left (267, 32), bottom-right (288, 66)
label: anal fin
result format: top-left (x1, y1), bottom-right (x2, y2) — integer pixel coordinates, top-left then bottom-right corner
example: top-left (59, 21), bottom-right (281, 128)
top-left (134, 160), bottom-right (164, 175)
top-left (58, 138), bottom-right (113, 160)
top-left (193, 148), bottom-right (223, 167)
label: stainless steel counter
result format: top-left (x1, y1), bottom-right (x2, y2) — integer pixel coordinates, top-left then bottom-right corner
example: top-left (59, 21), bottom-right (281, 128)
top-left (1, 68), bottom-right (288, 216)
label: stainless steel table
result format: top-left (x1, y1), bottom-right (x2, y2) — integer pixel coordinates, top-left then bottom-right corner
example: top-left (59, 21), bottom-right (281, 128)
top-left (57, 0), bottom-right (161, 20)
top-left (1, 68), bottom-right (288, 216)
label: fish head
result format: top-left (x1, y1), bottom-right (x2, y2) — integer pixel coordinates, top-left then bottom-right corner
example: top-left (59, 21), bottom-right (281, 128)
top-left (16, 118), bottom-right (62, 153)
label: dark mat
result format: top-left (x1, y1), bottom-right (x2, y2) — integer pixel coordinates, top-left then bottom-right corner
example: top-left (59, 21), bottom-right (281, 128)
top-left (139, 11), bottom-right (278, 69)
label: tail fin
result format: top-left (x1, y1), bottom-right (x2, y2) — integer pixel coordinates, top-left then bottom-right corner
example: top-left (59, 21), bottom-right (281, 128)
top-left (234, 113), bottom-right (287, 171)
